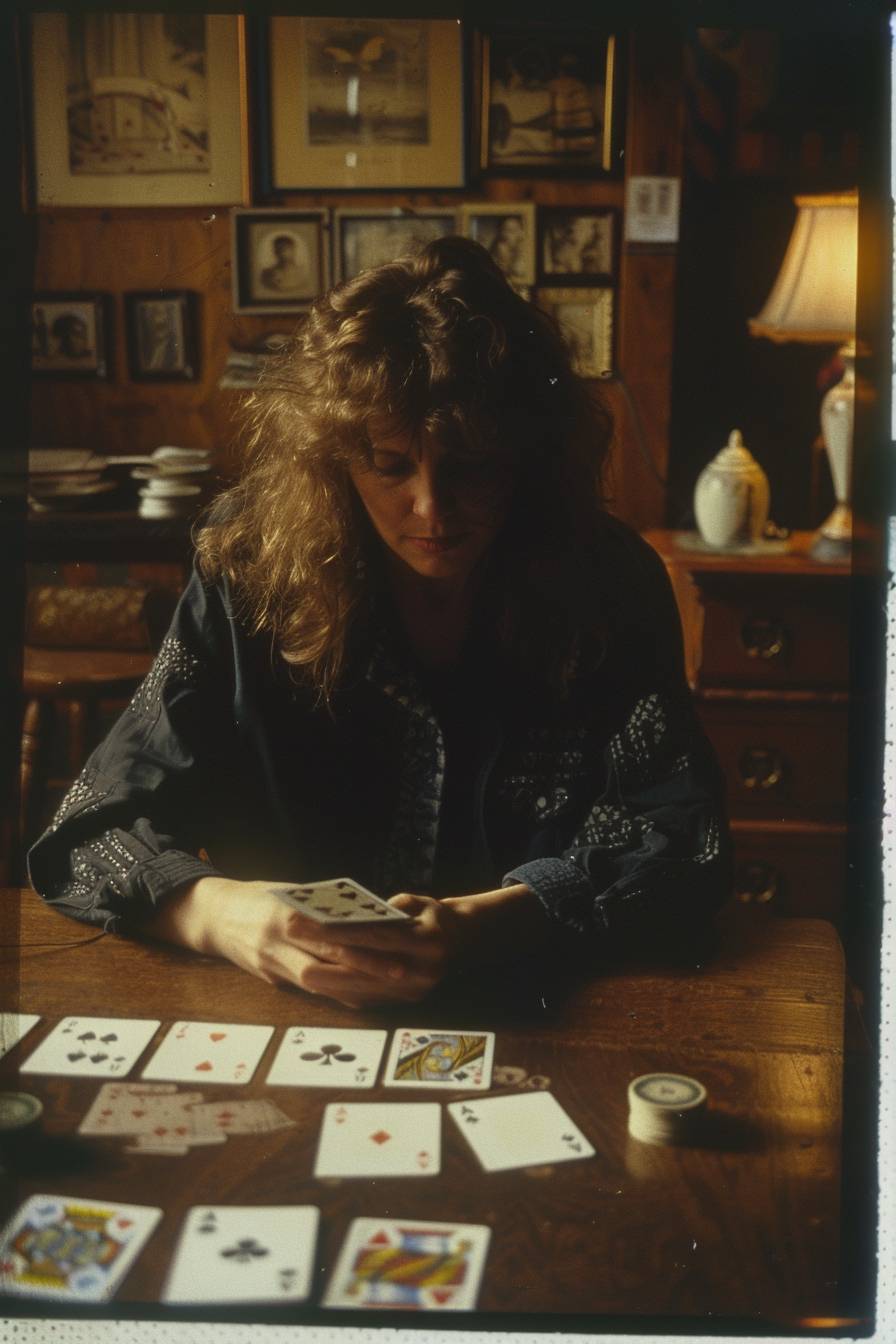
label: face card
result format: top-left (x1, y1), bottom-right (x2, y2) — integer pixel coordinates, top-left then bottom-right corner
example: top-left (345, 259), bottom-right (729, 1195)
top-left (383, 1029), bottom-right (495, 1091)
top-left (266, 1027), bottom-right (387, 1089)
top-left (161, 1205), bottom-right (319, 1304)
top-left (19, 1016), bottom-right (160, 1079)
top-left (0, 1012), bottom-right (40, 1059)
top-left (140, 1021), bottom-right (274, 1085)
top-left (314, 1103), bottom-right (441, 1179)
top-left (273, 878), bottom-right (410, 925)
top-left (0, 1194), bottom-right (161, 1301)
top-left (447, 1091), bottom-right (595, 1172)
top-left (323, 1217), bottom-right (491, 1311)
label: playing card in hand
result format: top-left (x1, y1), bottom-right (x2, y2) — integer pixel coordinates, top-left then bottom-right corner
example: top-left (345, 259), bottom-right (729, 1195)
top-left (19, 1016), bottom-right (160, 1079)
top-left (266, 1027), bottom-right (387, 1089)
top-left (274, 878), bottom-right (409, 925)
top-left (161, 1205), bottom-right (320, 1304)
top-left (314, 1102), bottom-right (441, 1178)
top-left (383, 1028), bottom-right (495, 1091)
top-left (0, 1194), bottom-right (161, 1301)
top-left (447, 1091), bottom-right (595, 1172)
top-left (141, 1021), bottom-right (274, 1085)
top-left (323, 1217), bottom-right (491, 1310)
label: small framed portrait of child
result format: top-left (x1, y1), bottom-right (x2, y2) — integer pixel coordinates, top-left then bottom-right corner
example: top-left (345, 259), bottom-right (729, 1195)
top-left (231, 208), bottom-right (331, 314)
top-left (31, 293), bottom-right (112, 379)
top-left (458, 202), bottom-right (536, 289)
top-left (538, 206), bottom-right (618, 283)
top-left (125, 291), bottom-right (199, 382)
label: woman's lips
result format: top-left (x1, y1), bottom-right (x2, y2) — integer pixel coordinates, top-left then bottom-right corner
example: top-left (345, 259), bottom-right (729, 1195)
top-left (404, 535), bottom-right (467, 554)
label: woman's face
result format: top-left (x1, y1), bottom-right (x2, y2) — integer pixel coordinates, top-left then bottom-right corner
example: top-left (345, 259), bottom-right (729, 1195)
top-left (348, 424), bottom-right (514, 587)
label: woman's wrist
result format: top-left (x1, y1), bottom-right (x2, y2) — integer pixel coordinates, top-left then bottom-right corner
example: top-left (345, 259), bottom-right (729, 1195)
top-left (443, 883), bottom-right (547, 962)
top-left (141, 875), bottom-right (230, 955)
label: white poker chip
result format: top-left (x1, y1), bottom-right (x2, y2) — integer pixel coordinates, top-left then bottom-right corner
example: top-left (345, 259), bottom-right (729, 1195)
top-left (627, 1073), bottom-right (707, 1146)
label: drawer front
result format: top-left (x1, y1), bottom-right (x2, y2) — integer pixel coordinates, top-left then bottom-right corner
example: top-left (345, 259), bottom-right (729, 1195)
top-left (699, 701), bottom-right (848, 819)
top-left (731, 825), bottom-right (847, 921)
top-left (698, 592), bottom-right (849, 688)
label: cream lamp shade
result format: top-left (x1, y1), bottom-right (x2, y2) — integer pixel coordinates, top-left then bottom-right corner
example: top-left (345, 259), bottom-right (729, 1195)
top-left (748, 191), bottom-right (859, 559)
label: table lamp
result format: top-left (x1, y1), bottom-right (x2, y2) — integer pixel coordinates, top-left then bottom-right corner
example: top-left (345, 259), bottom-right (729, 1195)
top-left (748, 191), bottom-right (859, 560)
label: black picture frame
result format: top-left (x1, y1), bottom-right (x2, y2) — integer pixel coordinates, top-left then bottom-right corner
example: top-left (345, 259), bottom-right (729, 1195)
top-left (333, 208), bottom-right (457, 283)
top-left (231, 208), bottom-right (330, 314)
top-left (124, 291), bottom-right (200, 382)
top-left (31, 292), bottom-right (112, 380)
top-left (537, 205), bottom-right (620, 284)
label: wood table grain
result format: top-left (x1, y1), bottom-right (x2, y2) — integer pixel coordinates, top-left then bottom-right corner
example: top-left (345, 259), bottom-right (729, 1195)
top-left (0, 891), bottom-right (850, 1329)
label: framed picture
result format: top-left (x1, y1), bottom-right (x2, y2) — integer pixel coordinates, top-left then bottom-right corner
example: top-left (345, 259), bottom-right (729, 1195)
top-left (537, 287), bottom-right (614, 378)
top-left (125, 291), bottom-right (199, 381)
top-left (232, 209), bottom-right (330, 314)
top-left (30, 13), bottom-right (249, 207)
top-left (31, 293), bottom-right (112, 379)
top-left (264, 17), bottom-right (465, 191)
top-left (458, 202), bottom-right (536, 288)
top-left (478, 25), bottom-right (620, 175)
top-left (333, 209), bottom-right (457, 283)
top-left (538, 206), bottom-right (619, 283)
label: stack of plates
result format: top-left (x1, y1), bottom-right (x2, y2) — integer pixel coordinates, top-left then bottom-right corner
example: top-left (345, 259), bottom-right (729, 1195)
top-left (627, 1072), bottom-right (707, 1146)
top-left (132, 447), bottom-right (212, 520)
top-left (28, 448), bottom-right (119, 512)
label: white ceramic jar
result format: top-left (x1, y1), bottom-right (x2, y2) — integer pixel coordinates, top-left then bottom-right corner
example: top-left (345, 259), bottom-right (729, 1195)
top-left (693, 429), bottom-right (770, 549)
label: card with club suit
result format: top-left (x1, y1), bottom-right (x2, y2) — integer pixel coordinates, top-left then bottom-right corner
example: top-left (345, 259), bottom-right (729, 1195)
top-left (162, 1205), bottom-right (320, 1304)
top-left (447, 1091), bottom-right (595, 1172)
top-left (314, 1102), bottom-right (441, 1178)
top-left (19, 1016), bottom-right (160, 1079)
top-left (323, 1217), bottom-right (491, 1310)
top-left (266, 1026), bottom-right (387, 1089)
top-left (141, 1021), bottom-right (274, 1086)
top-left (383, 1028), bottom-right (495, 1090)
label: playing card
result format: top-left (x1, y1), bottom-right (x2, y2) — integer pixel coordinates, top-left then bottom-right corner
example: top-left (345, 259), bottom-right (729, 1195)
top-left (274, 878), bottom-right (410, 925)
top-left (447, 1092), bottom-right (595, 1172)
top-left (78, 1082), bottom-right (197, 1137)
top-left (323, 1217), bottom-right (491, 1311)
top-left (141, 1021), bottom-right (274, 1085)
top-left (161, 1205), bottom-right (319, 1304)
top-left (266, 1027), bottom-right (387, 1089)
top-left (314, 1102), bottom-right (441, 1178)
top-left (0, 1012), bottom-right (40, 1059)
top-left (0, 1194), bottom-right (161, 1301)
top-left (19, 1016), bottom-right (160, 1079)
top-left (188, 1100), bottom-right (296, 1136)
top-left (383, 1029), bottom-right (495, 1091)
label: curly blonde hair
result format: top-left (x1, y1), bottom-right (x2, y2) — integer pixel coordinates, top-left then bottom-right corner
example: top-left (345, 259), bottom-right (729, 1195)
top-left (196, 236), bottom-right (613, 701)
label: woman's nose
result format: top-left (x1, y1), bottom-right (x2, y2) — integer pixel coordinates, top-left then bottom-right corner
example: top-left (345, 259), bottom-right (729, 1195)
top-left (410, 467), bottom-right (447, 520)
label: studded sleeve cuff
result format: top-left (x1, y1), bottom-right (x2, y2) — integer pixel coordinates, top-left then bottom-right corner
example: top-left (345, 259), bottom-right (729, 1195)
top-left (502, 857), bottom-right (596, 930)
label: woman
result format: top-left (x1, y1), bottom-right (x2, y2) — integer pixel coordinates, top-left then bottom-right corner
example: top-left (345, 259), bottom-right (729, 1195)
top-left (29, 237), bottom-right (730, 1008)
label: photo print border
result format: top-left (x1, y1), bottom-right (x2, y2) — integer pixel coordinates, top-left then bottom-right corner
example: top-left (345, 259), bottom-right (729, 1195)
top-left (231, 208), bottom-right (331, 314)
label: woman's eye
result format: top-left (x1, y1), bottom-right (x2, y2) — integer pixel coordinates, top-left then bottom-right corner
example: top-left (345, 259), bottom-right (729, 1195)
top-left (371, 458), bottom-right (410, 478)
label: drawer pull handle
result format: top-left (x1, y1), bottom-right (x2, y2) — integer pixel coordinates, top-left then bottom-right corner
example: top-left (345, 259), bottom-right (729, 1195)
top-left (735, 861), bottom-right (779, 905)
top-left (738, 746), bottom-right (785, 790)
top-left (740, 616), bottom-right (787, 661)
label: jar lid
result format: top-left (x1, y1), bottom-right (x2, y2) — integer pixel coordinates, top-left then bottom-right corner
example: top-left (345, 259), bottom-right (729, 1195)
top-left (714, 428), bottom-right (758, 471)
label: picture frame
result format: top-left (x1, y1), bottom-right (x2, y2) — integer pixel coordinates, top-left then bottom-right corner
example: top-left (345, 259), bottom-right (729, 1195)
top-left (458, 201), bottom-right (536, 288)
top-left (264, 17), bottom-right (465, 191)
top-left (538, 205), bottom-right (619, 283)
top-left (478, 25), bottom-right (620, 176)
top-left (30, 13), bottom-right (249, 207)
top-left (333, 209), bottom-right (457, 283)
top-left (232, 208), bottom-right (331, 314)
top-left (31, 293), bottom-right (112, 379)
top-left (124, 291), bottom-right (199, 382)
top-left (537, 286), bottom-right (614, 378)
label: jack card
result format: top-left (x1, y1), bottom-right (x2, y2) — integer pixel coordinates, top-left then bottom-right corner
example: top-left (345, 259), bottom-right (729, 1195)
top-left (0, 1194), bottom-right (161, 1301)
top-left (266, 1026), bottom-right (387, 1089)
top-left (274, 878), bottom-right (410, 925)
top-left (19, 1016), bottom-right (160, 1079)
top-left (447, 1091), bottom-right (595, 1172)
top-left (141, 1021), bottom-right (274, 1085)
top-left (323, 1217), bottom-right (490, 1311)
top-left (384, 1028), bottom-right (495, 1091)
top-left (162, 1205), bottom-right (320, 1304)
top-left (314, 1102), bottom-right (441, 1178)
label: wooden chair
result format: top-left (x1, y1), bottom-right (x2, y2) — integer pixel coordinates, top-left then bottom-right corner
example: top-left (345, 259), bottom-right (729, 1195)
top-left (19, 585), bottom-right (177, 861)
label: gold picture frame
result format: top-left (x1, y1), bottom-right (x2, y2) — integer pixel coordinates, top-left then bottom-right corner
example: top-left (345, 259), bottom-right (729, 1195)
top-left (537, 286), bottom-right (614, 377)
top-left (30, 13), bottom-right (249, 207)
top-left (267, 17), bottom-right (465, 191)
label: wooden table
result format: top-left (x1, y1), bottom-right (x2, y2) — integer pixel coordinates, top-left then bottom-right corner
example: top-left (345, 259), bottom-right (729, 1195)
top-left (0, 892), bottom-right (853, 1329)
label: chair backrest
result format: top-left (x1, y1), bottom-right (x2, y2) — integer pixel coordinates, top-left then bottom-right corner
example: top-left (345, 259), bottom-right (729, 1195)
top-left (25, 585), bottom-right (177, 654)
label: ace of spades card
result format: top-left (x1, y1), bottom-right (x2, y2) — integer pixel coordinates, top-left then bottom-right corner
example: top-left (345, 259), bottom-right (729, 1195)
top-left (383, 1028), bottom-right (495, 1091)
top-left (323, 1217), bottom-right (491, 1311)
top-left (447, 1091), bottom-right (596, 1172)
top-left (161, 1205), bottom-right (320, 1304)
top-left (141, 1021), bottom-right (274, 1085)
top-left (19, 1016), bottom-right (160, 1079)
top-left (314, 1102), bottom-right (441, 1178)
top-left (266, 1026), bottom-right (387, 1088)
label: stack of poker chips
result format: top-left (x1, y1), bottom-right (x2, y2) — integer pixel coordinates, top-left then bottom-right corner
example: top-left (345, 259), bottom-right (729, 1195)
top-left (627, 1072), bottom-right (707, 1146)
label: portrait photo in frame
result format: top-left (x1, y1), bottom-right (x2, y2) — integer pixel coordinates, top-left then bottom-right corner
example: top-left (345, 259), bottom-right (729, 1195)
top-left (478, 25), bottom-right (620, 175)
top-left (125, 291), bottom-right (199, 382)
top-left (30, 13), bottom-right (249, 207)
top-left (333, 209), bottom-right (457, 283)
top-left (31, 293), bottom-right (112, 379)
top-left (537, 286), bottom-right (614, 378)
top-left (232, 208), bottom-right (330, 314)
top-left (538, 205), bottom-right (619, 283)
top-left (265, 17), bottom-right (465, 190)
top-left (458, 201), bottom-right (536, 288)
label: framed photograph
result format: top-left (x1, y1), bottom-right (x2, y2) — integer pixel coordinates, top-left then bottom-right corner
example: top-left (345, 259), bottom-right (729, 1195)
top-left (478, 25), bottom-right (620, 175)
top-left (30, 13), bottom-right (249, 207)
top-left (334, 209), bottom-right (457, 283)
top-left (232, 208), bottom-right (330, 314)
top-left (458, 202), bottom-right (536, 288)
top-left (265, 17), bottom-right (465, 191)
top-left (125, 291), bottom-right (199, 382)
top-left (31, 293), bottom-right (111, 379)
top-left (538, 206), bottom-right (619, 282)
top-left (537, 287), bottom-right (614, 378)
